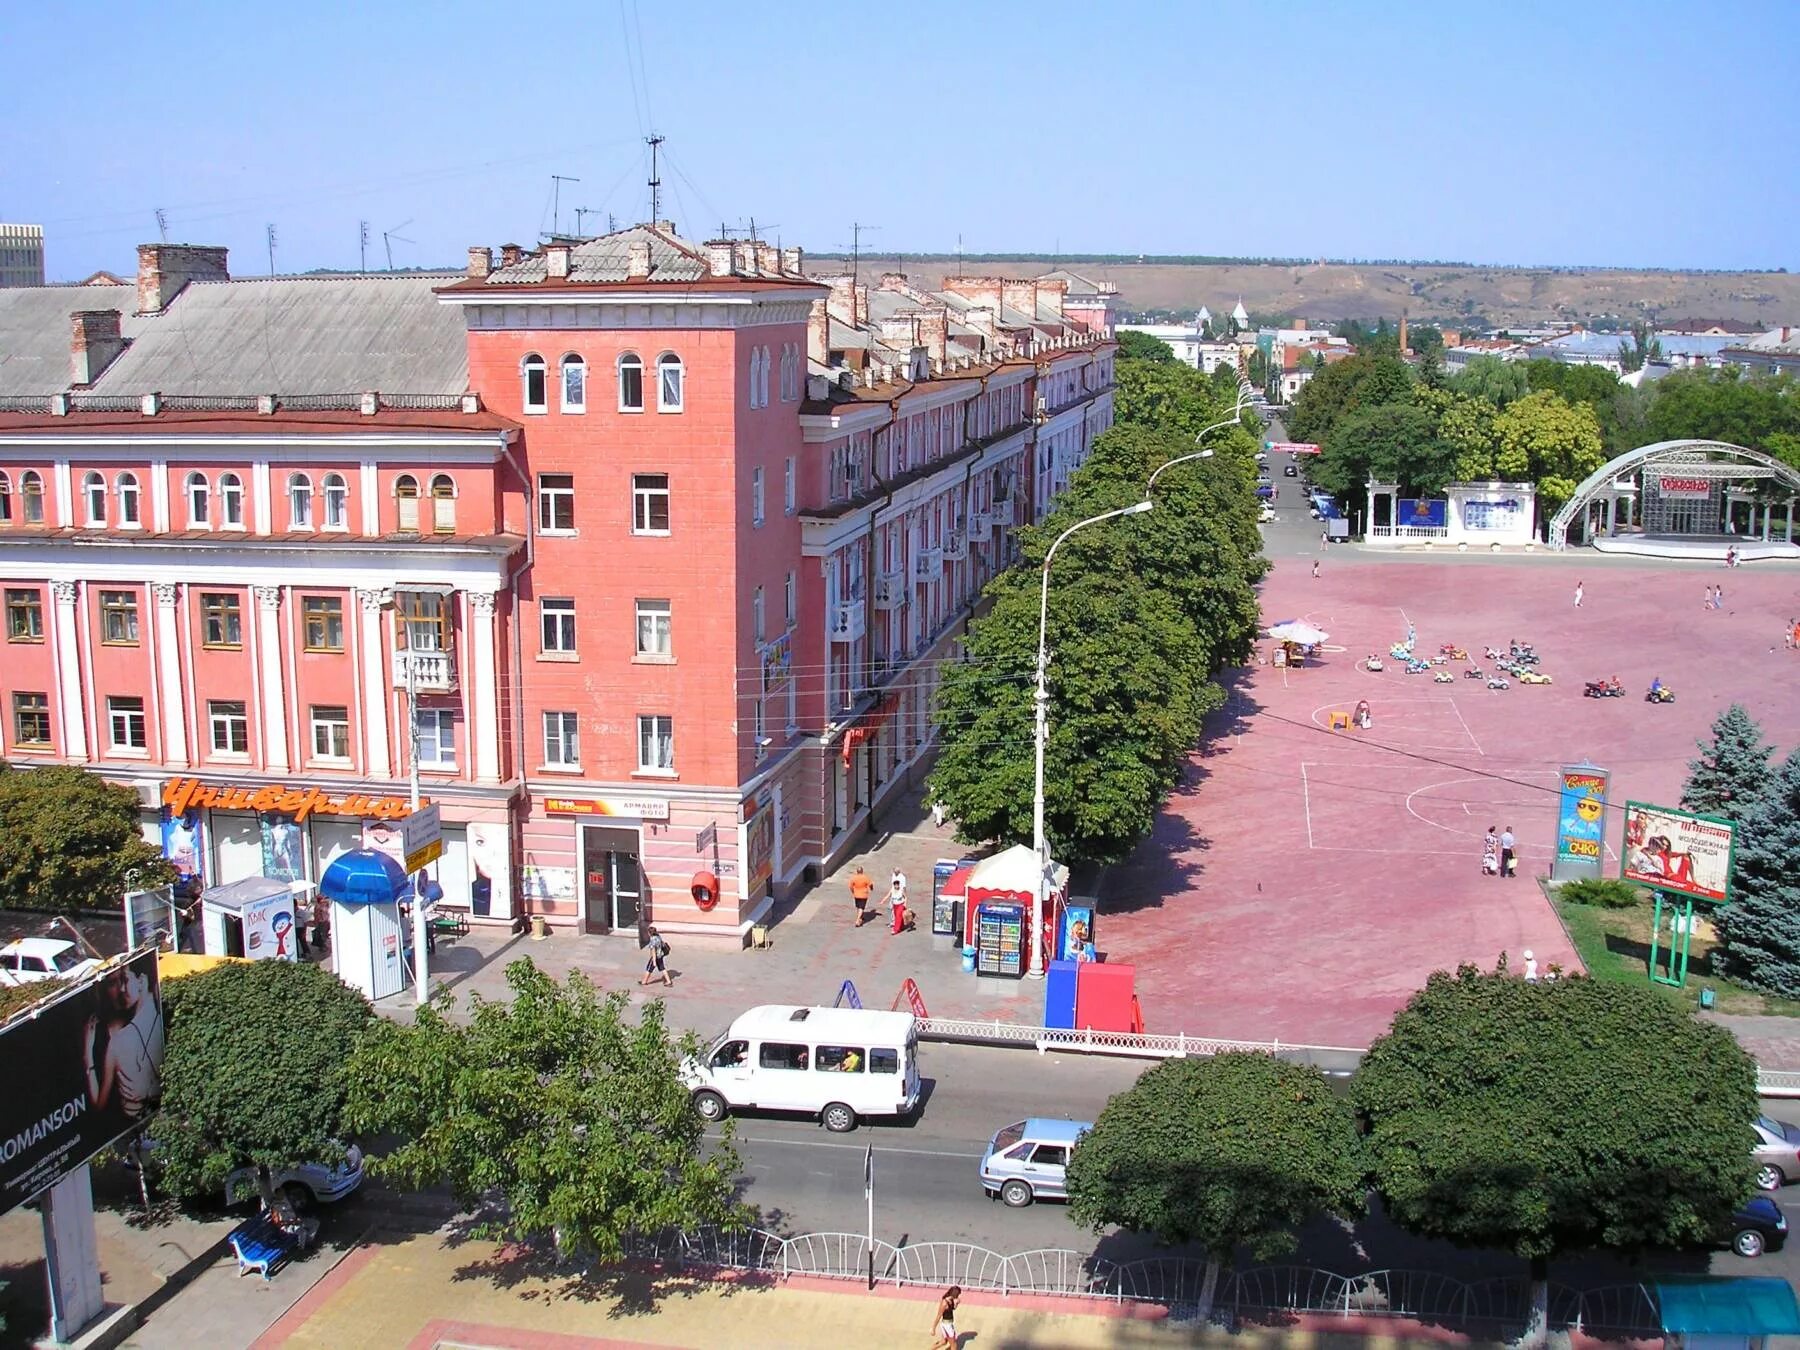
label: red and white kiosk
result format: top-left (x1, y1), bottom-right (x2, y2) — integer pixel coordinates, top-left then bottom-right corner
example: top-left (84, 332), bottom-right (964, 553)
top-left (960, 844), bottom-right (1067, 978)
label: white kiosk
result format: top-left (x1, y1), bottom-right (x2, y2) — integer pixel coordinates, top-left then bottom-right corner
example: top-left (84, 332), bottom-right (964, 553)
top-left (198, 876), bottom-right (311, 962)
top-left (318, 848), bottom-right (411, 1002)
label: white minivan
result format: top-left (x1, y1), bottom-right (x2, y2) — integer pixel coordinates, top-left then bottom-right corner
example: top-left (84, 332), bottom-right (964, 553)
top-left (685, 1005), bottom-right (922, 1133)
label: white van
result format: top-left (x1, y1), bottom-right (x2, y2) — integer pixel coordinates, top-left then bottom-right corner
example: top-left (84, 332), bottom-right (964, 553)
top-left (685, 1005), bottom-right (922, 1133)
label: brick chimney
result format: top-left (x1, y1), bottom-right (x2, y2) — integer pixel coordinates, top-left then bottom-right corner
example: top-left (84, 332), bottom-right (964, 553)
top-left (879, 272), bottom-right (910, 292)
top-left (1001, 279), bottom-right (1039, 317)
top-left (854, 285), bottom-right (868, 327)
top-left (878, 315), bottom-right (918, 350)
top-left (734, 241), bottom-right (757, 275)
top-left (755, 243), bottom-right (779, 276)
top-left (499, 243), bottom-right (524, 267)
top-left (69, 310), bottom-right (126, 386)
top-left (1038, 278), bottom-right (1067, 319)
top-left (467, 247), bottom-right (492, 279)
top-left (706, 241), bottom-right (734, 277)
top-left (545, 244), bottom-right (571, 279)
top-left (626, 240), bottom-right (652, 280)
top-left (136, 243), bottom-right (229, 315)
top-left (941, 275), bottom-right (1002, 312)
top-left (807, 299), bottom-right (830, 365)
top-left (825, 276), bottom-right (856, 322)
top-left (781, 246), bottom-right (803, 275)
top-left (917, 309), bottom-right (948, 366)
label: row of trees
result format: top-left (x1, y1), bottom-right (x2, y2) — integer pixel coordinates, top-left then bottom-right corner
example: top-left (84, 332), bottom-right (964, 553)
top-left (0, 764), bottom-right (173, 910)
top-left (926, 346), bottom-right (1267, 865)
top-left (1067, 966), bottom-right (1759, 1339)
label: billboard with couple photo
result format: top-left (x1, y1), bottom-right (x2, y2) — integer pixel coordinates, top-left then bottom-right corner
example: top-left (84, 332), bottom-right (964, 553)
top-left (1621, 801), bottom-right (1735, 904)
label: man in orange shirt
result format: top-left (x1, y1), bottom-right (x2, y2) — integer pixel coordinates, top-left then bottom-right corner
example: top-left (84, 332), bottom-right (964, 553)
top-left (848, 866), bottom-right (874, 926)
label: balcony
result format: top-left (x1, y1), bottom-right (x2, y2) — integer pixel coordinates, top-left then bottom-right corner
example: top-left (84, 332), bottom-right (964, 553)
top-left (394, 648), bottom-right (457, 692)
top-left (941, 529), bottom-right (968, 562)
top-left (965, 510), bottom-right (993, 543)
top-left (991, 496), bottom-right (1018, 527)
top-left (913, 543), bottom-right (944, 578)
top-left (873, 571), bottom-right (907, 610)
top-left (829, 598), bottom-right (866, 643)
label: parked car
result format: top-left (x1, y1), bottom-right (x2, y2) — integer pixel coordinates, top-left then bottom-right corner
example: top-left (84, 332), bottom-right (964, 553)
top-left (0, 938), bottom-right (101, 987)
top-left (1284, 464), bottom-right (1298, 476)
top-left (128, 1137), bottom-right (365, 1211)
top-left (1727, 1195), bottom-right (1788, 1257)
top-left (1752, 1115), bottom-right (1800, 1190)
top-left (980, 1118), bottom-right (1090, 1207)
top-left (1258, 504), bottom-right (1276, 523)
top-left (1517, 670), bottom-right (1553, 685)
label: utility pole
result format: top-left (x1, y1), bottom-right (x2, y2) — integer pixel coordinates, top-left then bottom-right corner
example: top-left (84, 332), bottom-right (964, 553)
top-left (359, 220), bottom-right (369, 273)
top-left (646, 133), bottom-right (665, 222)
top-left (849, 221), bottom-right (879, 287)
top-left (265, 224), bottom-right (277, 276)
top-left (405, 653), bottom-right (430, 1006)
top-left (551, 174), bottom-right (581, 236)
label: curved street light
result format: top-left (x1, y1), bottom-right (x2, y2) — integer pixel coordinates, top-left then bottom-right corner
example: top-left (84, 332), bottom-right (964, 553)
top-left (1146, 387), bottom-right (1251, 493)
top-left (1029, 498), bottom-right (1154, 977)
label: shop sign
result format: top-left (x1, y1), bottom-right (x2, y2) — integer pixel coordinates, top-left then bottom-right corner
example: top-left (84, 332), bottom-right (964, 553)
top-left (402, 804), bottom-right (444, 874)
top-left (162, 777), bottom-right (422, 824)
top-left (1657, 476), bottom-right (1711, 499)
top-left (760, 631), bottom-right (793, 695)
top-left (543, 795), bottom-right (670, 821)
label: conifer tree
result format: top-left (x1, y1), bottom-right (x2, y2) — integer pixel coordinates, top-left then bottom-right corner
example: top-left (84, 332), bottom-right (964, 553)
top-left (1681, 703), bottom-right (1774, 821)
top-left (1718, 748), bottom-right (1800, 997)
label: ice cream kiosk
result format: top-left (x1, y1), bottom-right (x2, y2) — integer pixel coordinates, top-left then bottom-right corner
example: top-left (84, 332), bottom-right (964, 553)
top-left (960, 844), bottom-right (1067, 979)
top-left (198, 876), bottom-right (310, 962)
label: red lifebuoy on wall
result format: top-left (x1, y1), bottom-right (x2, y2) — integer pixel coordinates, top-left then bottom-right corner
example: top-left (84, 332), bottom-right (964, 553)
top-left (691, 870), bottom-right (719, 911)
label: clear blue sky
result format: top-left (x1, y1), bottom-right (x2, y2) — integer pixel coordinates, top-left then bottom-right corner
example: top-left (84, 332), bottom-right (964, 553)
top-left (6, 0), bottom-right (1797, 280)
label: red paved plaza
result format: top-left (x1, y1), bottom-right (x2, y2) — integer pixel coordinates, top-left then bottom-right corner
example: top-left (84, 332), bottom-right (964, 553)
top-left (1102, 555), bottom-right (1800, 1049)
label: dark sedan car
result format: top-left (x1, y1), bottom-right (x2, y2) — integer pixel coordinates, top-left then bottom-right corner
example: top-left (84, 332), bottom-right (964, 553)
top-left (1728, 1195), bottom-right (1788, 1257)
top-left (1284, 464), bottom-right (1298, 476)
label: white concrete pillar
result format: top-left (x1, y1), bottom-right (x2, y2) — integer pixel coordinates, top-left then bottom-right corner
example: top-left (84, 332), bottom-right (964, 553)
top-left (469, 590), bottom-right (502, 783)
top-left (152, 584), bottom-right (189, 768)
top-left (356, 588), bottom-right (391, 780)
top-left (49, 580), bottom-right (87, 760)
top-left (1787, 498), bottom-right (1795, 543)
top-left (254, 585), bottom-right (289, 773)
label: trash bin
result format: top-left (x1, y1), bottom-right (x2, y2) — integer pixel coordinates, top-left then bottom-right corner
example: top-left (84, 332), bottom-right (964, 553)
top-left (961, 945), bottom-right (977, 974)
top-left (531, 914), bottom-right (549, 939)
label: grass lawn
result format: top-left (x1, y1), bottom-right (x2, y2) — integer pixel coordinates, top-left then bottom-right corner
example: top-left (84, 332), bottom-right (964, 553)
top-left (1554, 895), bottom-right (1800, 1017)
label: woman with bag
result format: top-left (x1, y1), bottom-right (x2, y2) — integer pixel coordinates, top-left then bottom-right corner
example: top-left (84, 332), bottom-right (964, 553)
top-left (640, 927), bottom-right (673, 988)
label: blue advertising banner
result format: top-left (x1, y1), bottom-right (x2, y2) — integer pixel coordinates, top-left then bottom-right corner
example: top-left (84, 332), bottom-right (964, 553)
top-left (1553, 765), bottom-right (1610, 881)
top-left (1398, 498), bottom-right (1448, 528)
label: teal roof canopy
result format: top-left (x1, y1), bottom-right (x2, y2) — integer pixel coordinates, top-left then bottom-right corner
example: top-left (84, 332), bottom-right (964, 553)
top-left (1656, 1278), bottom-right (1800, 1337)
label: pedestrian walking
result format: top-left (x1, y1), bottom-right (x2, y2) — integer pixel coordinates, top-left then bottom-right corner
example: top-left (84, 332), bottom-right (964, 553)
top-left (1717, 584), bottom-right (1725, 609)
top-left (1500, 826), bottom-right (1517, 879)
top-left (848, 866), bottom-right (874, 927)
top-left (639, 927), bottom-right (672, 987)
top-left (1311, 559), bottom-right (1320, 578)
top-left (1573, 580), bottom-right (1584, 608)
top-left (1482, 826), bottom-right (1500, 878)
top-left (932, 1285), bottom-right (962, 1349)
top-left (888, 867), bottom-right (908, 919)
top-left (1703, 585), bottom-right (1714, 610)
top-left (1523, 949), bottom-right (1539, 983)
top-left (1788, 617), bottom-right (1798, 650)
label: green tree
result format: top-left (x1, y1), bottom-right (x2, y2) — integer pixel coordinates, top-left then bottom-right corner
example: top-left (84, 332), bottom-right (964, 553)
top-left (154, 961), bottom-right (373, 1204)
top-left (1355, 965), bottom-right (1756, 1345)
top-left (1681, 703), bottom-right (1775, 820)
top-left (1717, 749), bottom-right (1800, 997)
top-left (1314, 402), bottom-right (1454, 500)
top-left (1285, 353), bottom-right (1414, 446)
top-left (0, 765), bottom-right (174, 911)
top-left (1449, 355), bottom-right (1531, 407)
top-left (1524, 360), bottom-right (1628, 451)
top-left (1643, 368), bottom-right (1800, 452)
top-left (1408, 324), bottom-right (1446, 360)
top-left (1493, 390), bottom-right (1606, 515)
top-left (1117, 330), bottom-right (1178, 364)
top-left (1246, 347), bottom-right (1267, 388)
top-left (1116, 357), bottom-right (1242, 438)
top-left (1416, 386), bottom-right (1500, 481)
top-left (345, 959), bottom-right (748, 1260)
top-left (1067, 1054), bottom-right (1364, 1320)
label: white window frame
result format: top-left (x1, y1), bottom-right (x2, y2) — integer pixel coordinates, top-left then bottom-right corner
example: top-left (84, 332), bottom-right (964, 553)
top-left (521, 353), bottom-right (548, 413)
top-left (537, 473), bottom-right (575, 533)
top-left (636, 713), bottom-right (674, 774)
top-left (632, 474), bottom-right (670, 535)
top-left (82, 471), bottom-right (106, 527)
top-left (395, 474), bottom-right (420, 532)
top-left (309, 705), bottom-right (351, 762)
top-left (618, 352), bottom-right (645, 412)
top-left (540, 597), bottom-right (577, 655)
top-left (784, 456), bottom-right (796, 514)
top-left (429, 474), bottom-right (456, 533)
top-left (107, 695), bottom-right (147, 751)
top-left (208, 699), bottom-right (249, 755)
top-left (560, 353), bottom-right (587, 412)
top-left (218, 472), bottom-right (245, 529)
top-left (543, 711), bottom-right (580, 768)
top-left (752, 586), bottom-right (765, 645)
top-left (321, 473), bottom-right (348, 530)
top-left (656, 352), bottom-right (684, 412)
top-left (287, 473), bottom-right (312, 529)
top-left (751, 466), bottom-right (765, 527)
top-left (634, 598), bottom-right (671, 659)
top-left (415, 708), bottom-right (457, 769)
top-left (116, 472), bottom-right (141, 528)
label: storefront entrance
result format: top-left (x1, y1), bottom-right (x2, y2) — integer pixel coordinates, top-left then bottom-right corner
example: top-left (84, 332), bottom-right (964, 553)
top-left (581, 825), bottom-right (642, 935)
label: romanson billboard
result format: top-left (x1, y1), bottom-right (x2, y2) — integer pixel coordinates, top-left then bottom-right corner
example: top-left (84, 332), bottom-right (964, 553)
top-left (0, 948), bottom-right (164, 1216)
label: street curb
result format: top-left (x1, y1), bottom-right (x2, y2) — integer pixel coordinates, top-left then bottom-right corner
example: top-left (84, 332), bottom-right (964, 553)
top-left (55, 1228), bottom-right (234, 1350)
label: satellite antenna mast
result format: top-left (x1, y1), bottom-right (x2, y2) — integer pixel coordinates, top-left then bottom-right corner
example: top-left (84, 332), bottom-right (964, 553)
top-left (382, 220), bottom-right (415, 271)
top-left (359, 220), bottom-right (370, 273)
top-left (646, 133), bottom-right (665, 222)
top-left (266, 224), bottom-right (277, 276)
top-left (573, 207), bottom-right (596, 237)
top-left (154, 208), bottom-right (168, 243)
top-left (550, 174), bottom-right (581, 236)
top-left (849, 222), bottom-right (879, 287)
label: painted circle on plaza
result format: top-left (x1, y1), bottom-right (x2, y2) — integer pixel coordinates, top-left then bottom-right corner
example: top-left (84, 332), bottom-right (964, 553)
top-left (1404, 770), bottom-right (1561, 846)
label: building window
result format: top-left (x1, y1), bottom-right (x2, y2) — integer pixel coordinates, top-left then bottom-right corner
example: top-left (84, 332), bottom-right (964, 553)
top-left (288, 473), bottom-right (312, 528)
top-left (784, 570), bottom-right (795, 627)
top-left (0, 471), bottom-right (10, 523)
top-left (397, 592), bottom-right (449, 651)
top-left (322, 473), bottom-right (348, 529)
top-left (634, 598), bottom-right (671, 657)
top-left (656, 352), bottom-right (684, 411)
top-left (12, 692), bottom-right (51, 747)
top-left (751, 466), bottom-right (765, 527)
top-left (82, 471), bottom-right (106, 526)
top-left (618, 352), bottom-right (645, 411)
top-left (540, 598), bottom-right (576, 654)
top-left (395, 474), bottom-right (420, 531)
top-left (21, 471), bottom-right (44, 524)
top-left (631, 473), bottom-right (670, 534)
top-left (309, 705), bottom-right (351, 761)
top-left (415, 709), bottom-right (456, 769)
top-left (430, 474), bottom-right (456, 533)
top-left (185, 473), bottom-right (209, 527)
top-left (746, 348), bottom-right (760, 409)
top-left (752, 586), bottom-right (765, 645)
top-left (302, 596), bottom-right (344, 652)
top-left (108, 696), bottom-right (147, 751)
top-left (219, 472), bottom-right (244, 527)
top-left (538, 473), bottom-right (575, 532)
top-left (560, 354), bottom-right (586, 412)
top-left (636, 714), bottom-right (674, 773)
top-left (99, 589), bottom-right (139, 645)
top-left (784, 456), bottom-right (795, 514)
top-left (543, 711), bottom-right (579, 768)
top-left (201, 592), bottom-right (242, 648)
top-left (208, 700), bottom-right (249, 754)
top-left (117, 472), bottom-right (141, 526)
top-left (6, 588), bottom-right (43, 642)
top-left (521, 353), bottom-right (548, 412)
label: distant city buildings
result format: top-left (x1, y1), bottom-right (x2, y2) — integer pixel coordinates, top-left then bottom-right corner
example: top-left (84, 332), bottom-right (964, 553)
top-left (0, 225), bottom-right (45, 288)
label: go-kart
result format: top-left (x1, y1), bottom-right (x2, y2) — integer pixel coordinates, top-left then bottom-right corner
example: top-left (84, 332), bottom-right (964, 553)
top-left (1487, 676), bottom-right (1510, 690)
top-left (1509, 642), bottom-right (1537, 659)
top-left (1511, 651), bottom-right (1540, 667)
top-left (1389, 643), bottom-right (1413, 660)
top-left (1430, 655), bottom-right (1449, 665)
top-left (1464, 666), bottom-right (1485, 680)
top-left (1583, 678), bottom-right (1625, 699)
top-left (1484, 646), bottom-right (1504, 661)
top-left (1405, 659), bottom-right (1432, 674)
top-left (1365, 655), bottom-right (1384, 672)
top-left (1433, 670), bottom-right (1455, 683)
top-left (1439, 645), bottom-right (1470, 661)
top-left (1646, 685), bottom-right (1676, 704)
top-left (1518, 670), bottom-right (1553, 685)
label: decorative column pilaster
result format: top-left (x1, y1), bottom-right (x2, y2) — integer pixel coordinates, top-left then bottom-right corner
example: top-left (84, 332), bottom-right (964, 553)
top-left (253, 586), bottom-right (288, 773)
top-left (468, 590), bottom-right (502, 783)
top-left (355, 589), bottom-right (392, 780)
top-left (49, 581), bottom-right (87, 761)
top-left (152, 583), bottom-right (189, 768)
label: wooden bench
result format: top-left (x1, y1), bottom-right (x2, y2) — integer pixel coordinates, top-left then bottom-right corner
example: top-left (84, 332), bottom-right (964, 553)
top-left (428, 907), bottom-right (470, 939)
top-left (228, 1213), bottom-right (296, 1280)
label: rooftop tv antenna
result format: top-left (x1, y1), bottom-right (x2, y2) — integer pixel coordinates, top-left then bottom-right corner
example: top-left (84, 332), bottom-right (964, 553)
top-left (383, 220), bottom-right (414, 271)
top-left (154, 208), bottom-right (168, 243)
top-left (550, 174), bottom-right (581, 236)
top-left (573, 207), bottom-right (597, 237)
top-left (265, 223), bottom-right (277, 276)
top-left (646, 133), bottom-right (665, 222)
top-left (848, 221), bottom-right (879, 286)
top-left (359, 220), bottom-right (370, 272)
top-left (746, 216), bottom-right (779, 244)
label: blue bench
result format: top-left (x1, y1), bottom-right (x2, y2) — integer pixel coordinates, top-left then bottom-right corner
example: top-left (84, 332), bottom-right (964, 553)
top-left (228, 1213), bottom-right (296, 1280)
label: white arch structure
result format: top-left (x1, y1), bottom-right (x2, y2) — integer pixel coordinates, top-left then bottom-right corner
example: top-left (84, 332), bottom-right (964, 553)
top-left (1547, 439), bottom-right (1800, 550)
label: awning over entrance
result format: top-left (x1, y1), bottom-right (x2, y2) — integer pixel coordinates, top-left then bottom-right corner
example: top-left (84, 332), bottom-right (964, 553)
top-left (839, 694), bottom-right (900, 765)
top-left (1655, 1277), bottom-right (1800, 1338)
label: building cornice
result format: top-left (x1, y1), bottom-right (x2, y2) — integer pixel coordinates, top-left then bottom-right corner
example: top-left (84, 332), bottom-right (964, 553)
top-left (454, 295), bottom-right (817, 331)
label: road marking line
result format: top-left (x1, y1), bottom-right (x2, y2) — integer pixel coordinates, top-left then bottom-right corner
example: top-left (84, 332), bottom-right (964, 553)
top-left (736, 1135), bottom-right (984, 1160)
top-left (1448, 695), bottom-right (1486, 757)
top-left (1300, 762), bottom-right (1316, 849)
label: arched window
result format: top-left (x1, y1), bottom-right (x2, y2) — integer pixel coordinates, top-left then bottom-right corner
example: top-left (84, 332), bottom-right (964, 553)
top-left (748, 347), bottom-right (763, 409)
top-left (395, 474), bottom-right (420, 532)
top-left (82, 471), bottom-right (106, 526)
top-left (321, 472), bottom-right (348, 530)
top-left (0, 471), bottom-right (11, 525)
top-left (218, 472), bottom-right (244, 527)
top-left (288, 473), bottom-right (312, 529)
top-left (116, 472), bottom-right (141, 527)
top-left (521, 353), bottom-right (547, 413)
top-left (656, 352), bottom-right (684, 412)
top-left (560, 354), bottom-right (586, 412)
top-left (185, 473), bottom-right (209, 527)
top-left (21, 471), bottom-right (45, 525)
top-left (430, 474), bottom-right (456, 533)
top-left (618, 352), bottom-right (644, 411)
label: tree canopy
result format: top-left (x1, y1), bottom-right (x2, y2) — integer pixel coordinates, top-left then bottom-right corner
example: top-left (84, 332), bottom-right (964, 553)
top-left (1117, 329), bottom-right (1179, 364)
top-left (345, 959), bottom-right (748, 1260)
top-left (1450, 355), bottom-right (1531, 408)
top-left (1314, 401), bottom-right (1452, 499)
top-left (1717, 748), bottom-right (1800, 997)
top-left (154, 960), bottom-right (373, 1200)
top-left (1681, 703), bottom-right (1775, 820)
top-left (0, 765), bottom-right (173, 911)
top-left (1284, 353), bottom-right (1415, 448)
top-left (1493, 390), bottom-right (1606, 511)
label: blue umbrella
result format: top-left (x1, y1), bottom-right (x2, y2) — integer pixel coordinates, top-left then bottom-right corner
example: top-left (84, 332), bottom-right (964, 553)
top-left (319, 848), bottom-right (409, 906)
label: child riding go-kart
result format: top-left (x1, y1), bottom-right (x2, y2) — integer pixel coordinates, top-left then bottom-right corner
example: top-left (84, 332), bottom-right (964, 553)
top-left (1646, 679), bottom-right (1675, 704)
top-left (1583, 676), bottom-right (1625, 699)
top-left (1365, 654), bottom-right (1384, 672)
top-left (1487, 675), bottom-right (1510, 690)
top-left (1464, 666), bottom-right (1485, 679)
top-left (1434, 670), bottom-right (1454, 683)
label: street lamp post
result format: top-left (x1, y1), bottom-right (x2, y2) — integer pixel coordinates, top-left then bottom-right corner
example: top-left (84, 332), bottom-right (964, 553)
top-left (1145, 388), bottom-right (1250, 493)
top-left (1030, 498), bottom-right (1154, 977)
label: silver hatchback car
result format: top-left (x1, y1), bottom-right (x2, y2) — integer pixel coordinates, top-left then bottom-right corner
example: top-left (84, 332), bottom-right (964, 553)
top-left (1752, 1115), bottom-right (1800, 1190)
top-left (980, 1118), bottom-right (1091, 1208)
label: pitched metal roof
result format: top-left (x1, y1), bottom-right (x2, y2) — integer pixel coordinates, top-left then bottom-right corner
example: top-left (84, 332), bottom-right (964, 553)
top-left (484, 224), bottom-right (708, 285)
top-left (0, 284), bottom-right (141, 397)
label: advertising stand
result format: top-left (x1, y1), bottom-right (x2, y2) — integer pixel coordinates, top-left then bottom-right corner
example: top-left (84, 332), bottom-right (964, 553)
top-left (974, 901), bottom-right (1026, 977)
top-left (959, 844), bottom-right (1066, 977)
top-left (198, 877), bottom-right (310, 961)
top-left (1620, 801), bottom-right (1736, 988)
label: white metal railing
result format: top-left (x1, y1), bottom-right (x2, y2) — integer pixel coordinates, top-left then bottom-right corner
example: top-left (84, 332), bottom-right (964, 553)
top-left (915, 1017), bottom-right (1366, 1067)
top-left (828, 600), bottom-right (865, 643)
top-left (1369, 525), bottom-right (1448, 540)
top-left (966, 510), bottom-right (993, 543)
top-left (913, 544), bottom-right (943, 577)
top-left (941, 530), bottom-right (968, 561)
top-left (393, 649), bottom-right (455, 691)
top-left (991, 496), bottom-right (1018, 526)
top-left (1759, 1069), bottom-right (1800, 1097)
top-left (872, 573), bottom-right (906, 610)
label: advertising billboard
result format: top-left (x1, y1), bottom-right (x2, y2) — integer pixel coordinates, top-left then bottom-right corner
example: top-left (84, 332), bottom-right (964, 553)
top-left (1553, 766), bottom-right (1610, 880)
top-left (1621, 801), bottom-right (1735, 904)
top-left (0, 949), bottom-right (164, 1217)
top-left (1656, 476), bottom-right (1712, 499)
top-left (1398, 499), bottom-right (1448, 528)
